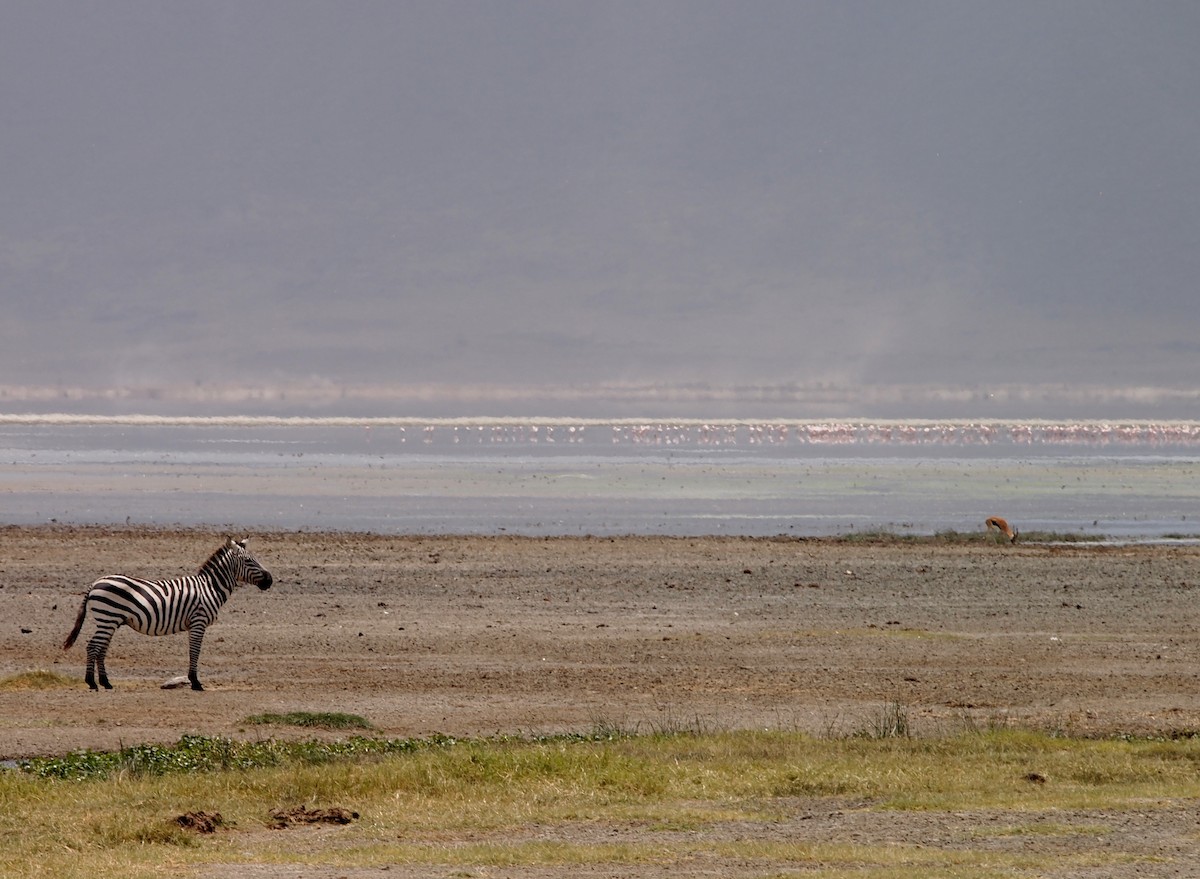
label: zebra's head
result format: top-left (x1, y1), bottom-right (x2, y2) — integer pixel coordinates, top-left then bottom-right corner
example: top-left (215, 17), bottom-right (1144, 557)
top-left (227, 537), bottom-right (274, 590)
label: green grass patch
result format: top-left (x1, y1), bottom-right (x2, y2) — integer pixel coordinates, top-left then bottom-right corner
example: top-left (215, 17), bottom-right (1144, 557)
top-left (14, 732), bottom-right (449, 781)
top-left (974, 821), bottom-right (1113, 839)
top-left (1018, 530), bottom-right (1106, 543)
top-left (3, 727), bottom-right (1198, 878)
top-left (831, 528), bottom-right (927, 543)
top-left (243, 711), bottom-right (375, 730)
top-left (830, 529), bottom-right (1106, 544)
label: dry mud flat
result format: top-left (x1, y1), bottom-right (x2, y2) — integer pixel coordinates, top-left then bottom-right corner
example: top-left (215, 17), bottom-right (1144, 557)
top-left (4, 527), bottom-right (1200, 877)
top-left (4, 527), bottom-right (1200, 751)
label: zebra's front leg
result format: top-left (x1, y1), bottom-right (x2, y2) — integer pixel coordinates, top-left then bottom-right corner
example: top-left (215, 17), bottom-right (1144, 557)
top-left (187, 624), bottom-right (208, 691)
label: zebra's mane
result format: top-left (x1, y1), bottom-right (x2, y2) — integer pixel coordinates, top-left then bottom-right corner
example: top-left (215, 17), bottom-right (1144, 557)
top-left (198, 538), bottom-right (246, 581)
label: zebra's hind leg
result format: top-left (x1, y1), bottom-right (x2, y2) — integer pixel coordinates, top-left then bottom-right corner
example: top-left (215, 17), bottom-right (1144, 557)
top-left (86, 632), bottom-right (114, 690)
top-left (84, 657), bottom-right (112, 689)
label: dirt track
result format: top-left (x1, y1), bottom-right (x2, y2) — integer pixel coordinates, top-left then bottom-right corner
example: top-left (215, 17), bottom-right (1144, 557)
top-left (4, 527), bottom-right (1200, 757)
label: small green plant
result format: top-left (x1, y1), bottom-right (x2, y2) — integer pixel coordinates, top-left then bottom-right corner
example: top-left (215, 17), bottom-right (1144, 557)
top-left (243, 711), bottom-right (375, 730)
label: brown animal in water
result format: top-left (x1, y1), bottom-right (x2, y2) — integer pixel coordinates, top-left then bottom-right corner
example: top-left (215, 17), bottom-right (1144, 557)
top-left (985, 516), bottom-right (1018, 544)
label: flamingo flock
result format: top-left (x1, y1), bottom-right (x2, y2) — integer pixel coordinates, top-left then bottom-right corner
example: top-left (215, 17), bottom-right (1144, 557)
top-left (406, 420), bottom-right (1200, 448)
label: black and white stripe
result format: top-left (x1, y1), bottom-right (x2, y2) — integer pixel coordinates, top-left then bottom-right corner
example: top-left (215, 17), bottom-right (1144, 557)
top-left (63, 537), bottom-right (273, 691)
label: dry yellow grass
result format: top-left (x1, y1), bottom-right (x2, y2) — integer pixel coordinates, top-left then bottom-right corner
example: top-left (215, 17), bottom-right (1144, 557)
top-left (3, 728), bottom-right (1198, 878)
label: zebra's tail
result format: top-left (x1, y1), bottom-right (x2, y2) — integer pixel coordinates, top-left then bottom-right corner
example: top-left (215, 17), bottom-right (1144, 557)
top-left (63, 596), bottom-right (89, 650)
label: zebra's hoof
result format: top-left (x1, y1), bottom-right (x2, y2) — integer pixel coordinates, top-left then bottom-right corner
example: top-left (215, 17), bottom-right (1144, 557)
top-left (190, 681), bottom-right (205, 692)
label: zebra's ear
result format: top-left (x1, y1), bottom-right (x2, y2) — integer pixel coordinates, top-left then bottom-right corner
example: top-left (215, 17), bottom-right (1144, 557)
top-left (235, 537), bottom-right (250, 548)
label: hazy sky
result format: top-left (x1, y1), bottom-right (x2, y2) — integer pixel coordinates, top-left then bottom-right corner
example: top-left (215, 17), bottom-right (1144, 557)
top-left (3, 1), bottom-right (1198, 416)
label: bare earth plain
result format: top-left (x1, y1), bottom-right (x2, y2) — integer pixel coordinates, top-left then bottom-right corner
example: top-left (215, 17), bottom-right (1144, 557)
top-left (4, 526), bottom-right (1200, 877)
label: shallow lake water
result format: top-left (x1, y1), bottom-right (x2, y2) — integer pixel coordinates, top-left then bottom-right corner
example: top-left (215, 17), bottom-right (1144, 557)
top-left (1, 416), bottom-right (1198, 539)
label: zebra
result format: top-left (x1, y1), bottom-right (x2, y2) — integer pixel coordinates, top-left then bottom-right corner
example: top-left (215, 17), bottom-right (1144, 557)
top-left (62, 537), bottom-right (273, 691)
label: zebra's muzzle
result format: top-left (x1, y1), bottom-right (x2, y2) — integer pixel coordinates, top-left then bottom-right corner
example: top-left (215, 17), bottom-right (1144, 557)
top-left (255, 572), bottom-right (274, 590)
